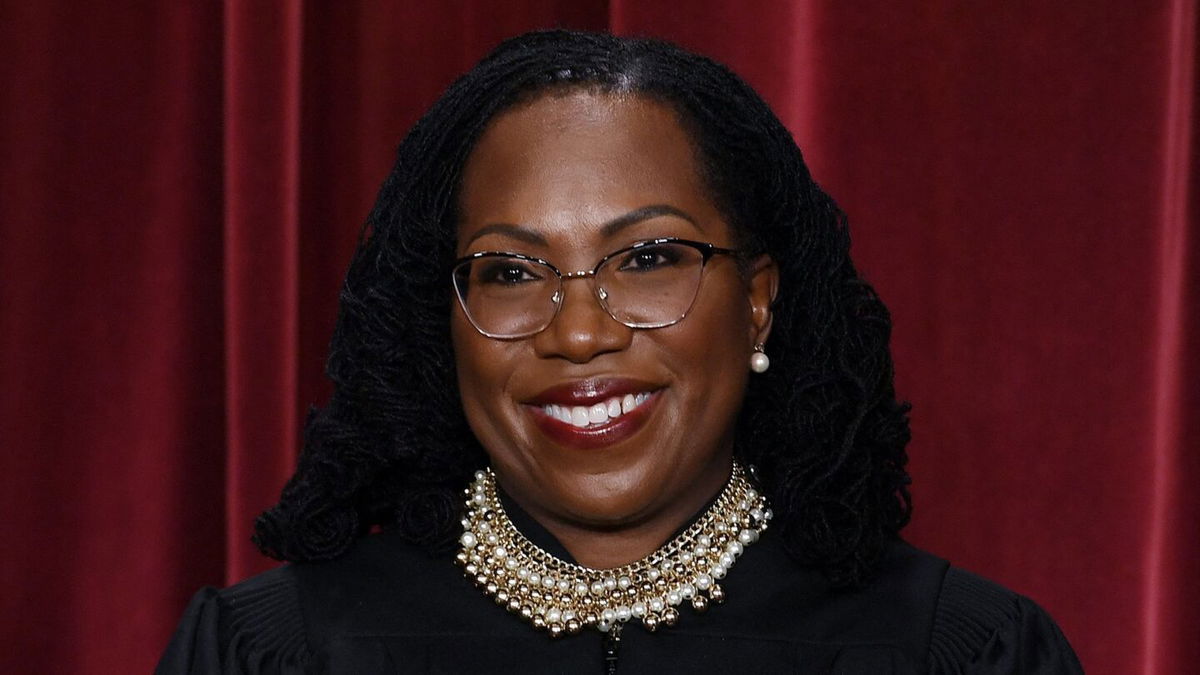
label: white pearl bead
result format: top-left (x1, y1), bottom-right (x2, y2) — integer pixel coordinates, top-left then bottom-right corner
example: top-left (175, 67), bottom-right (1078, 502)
top-left (728, 541), bottom-right (744, 556)
top-left (632, 601), bottom-right (647, 617)
top-left (603, 577), bottom-right (617, 591)
top-left (650, 598), bottom-right (665, 612)
top-left (667, 591), bottom-right (681, 606)
top-left (602, 608), bottom-right (616, 623)
top-left (575, 582), bottom-right (589, 595)
top-left (528, 572), bottom-right (541, 585)
top-left (616, 606), bottom-right (632, 622)
top-left (618, 576), bottom-right (631, 589)
top-left (460, 532), bottom-right (477, 547)
top-left (750, 350), bottom-right (770, 373)
top-left (696, 574), bottom-right (712, 590)
top-left (711, 564), bottom-right (727, 579)
top-left (738, 529), bottom-right (754, 545)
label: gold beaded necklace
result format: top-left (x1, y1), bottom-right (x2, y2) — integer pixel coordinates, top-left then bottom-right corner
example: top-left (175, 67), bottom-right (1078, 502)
top-left (455, 462), bottom-right (772, 638)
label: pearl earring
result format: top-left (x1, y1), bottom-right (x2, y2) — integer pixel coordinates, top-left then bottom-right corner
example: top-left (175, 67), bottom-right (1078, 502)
top-left (750, 343), bottom-right (770, 373)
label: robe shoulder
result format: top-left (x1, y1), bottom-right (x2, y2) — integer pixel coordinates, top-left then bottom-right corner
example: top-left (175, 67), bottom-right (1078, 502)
top-left (929, 567), bottom-right (1084, 674)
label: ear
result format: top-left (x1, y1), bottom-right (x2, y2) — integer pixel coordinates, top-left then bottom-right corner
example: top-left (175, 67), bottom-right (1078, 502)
top-left (746, 254), bottom-right (778, 348)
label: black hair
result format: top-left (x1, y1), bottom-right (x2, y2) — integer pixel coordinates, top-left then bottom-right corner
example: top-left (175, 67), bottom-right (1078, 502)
top-left (253, 30), bottom-right (912, 587)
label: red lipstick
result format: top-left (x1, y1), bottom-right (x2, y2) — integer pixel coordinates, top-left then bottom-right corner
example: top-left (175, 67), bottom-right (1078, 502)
top-left (526, 378), bottom-right (658, 407)
top-left (524, 378), bottom-right (662, 450)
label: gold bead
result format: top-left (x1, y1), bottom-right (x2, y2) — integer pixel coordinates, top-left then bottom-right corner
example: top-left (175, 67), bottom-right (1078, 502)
top-left (457, 462), bottom-right (762, 638)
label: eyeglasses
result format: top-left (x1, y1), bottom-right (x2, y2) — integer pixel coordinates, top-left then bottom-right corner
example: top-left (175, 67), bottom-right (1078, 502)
top-left (452, 237), bottom-right (740, 339)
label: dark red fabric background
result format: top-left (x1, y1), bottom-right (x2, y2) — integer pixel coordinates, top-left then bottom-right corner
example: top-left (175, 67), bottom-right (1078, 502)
top-left (1, 2), bottom-right (1195, 673)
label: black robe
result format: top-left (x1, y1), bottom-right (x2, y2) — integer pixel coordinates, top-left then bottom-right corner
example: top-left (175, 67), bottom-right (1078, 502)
top-left (157, 504), bottom-right (1082, 674)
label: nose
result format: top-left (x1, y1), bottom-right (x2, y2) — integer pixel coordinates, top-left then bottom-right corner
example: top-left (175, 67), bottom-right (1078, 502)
top-left (532, 276), bottom-right (632, 363)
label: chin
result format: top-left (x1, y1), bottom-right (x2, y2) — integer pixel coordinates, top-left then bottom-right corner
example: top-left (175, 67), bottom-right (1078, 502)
top-left (533, 462), bottom-right (668, 528)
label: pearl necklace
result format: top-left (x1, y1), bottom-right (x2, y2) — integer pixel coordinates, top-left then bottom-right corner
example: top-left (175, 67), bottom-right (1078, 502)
top-left (455, 462), bottom-right (772, 638)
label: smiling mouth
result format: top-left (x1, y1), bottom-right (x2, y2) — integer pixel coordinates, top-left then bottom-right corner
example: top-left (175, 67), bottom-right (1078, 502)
top-left (523, 379), bottom-right (662, 450)
top-left (539, 392), bottom-right (653, 428)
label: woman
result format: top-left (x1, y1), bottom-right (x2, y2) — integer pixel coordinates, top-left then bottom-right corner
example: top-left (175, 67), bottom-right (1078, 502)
top-left (159, 30), bottom-right (1082, 673)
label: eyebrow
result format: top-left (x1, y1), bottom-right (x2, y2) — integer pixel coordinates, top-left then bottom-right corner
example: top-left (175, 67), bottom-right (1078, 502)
top-left (463, 204), bottom-right (701, 249)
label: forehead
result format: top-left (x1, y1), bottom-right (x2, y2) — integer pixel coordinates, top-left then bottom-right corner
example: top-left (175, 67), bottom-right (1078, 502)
top-left (456, 91), bottom-right (725, 254)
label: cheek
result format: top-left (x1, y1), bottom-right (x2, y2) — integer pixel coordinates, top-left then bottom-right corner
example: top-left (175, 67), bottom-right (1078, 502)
top-left (660, 276), bottom-right (754, 413)
top-left (451, 314), bottom-right (511, 437)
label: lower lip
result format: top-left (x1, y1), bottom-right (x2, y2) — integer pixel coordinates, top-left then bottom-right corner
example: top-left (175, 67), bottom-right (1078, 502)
top-left (526, 392), bottom-right (660, 450)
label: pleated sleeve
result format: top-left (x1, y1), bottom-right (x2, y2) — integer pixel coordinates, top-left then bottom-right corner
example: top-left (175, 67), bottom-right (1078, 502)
top-left (156, 568), bottom-right (313, 675)
top-left (929, 567), bottom-right (1083, 674)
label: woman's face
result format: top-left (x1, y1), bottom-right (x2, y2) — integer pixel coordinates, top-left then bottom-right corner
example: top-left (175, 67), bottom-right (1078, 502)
top-left (452, 91), bottom-right (776, 551)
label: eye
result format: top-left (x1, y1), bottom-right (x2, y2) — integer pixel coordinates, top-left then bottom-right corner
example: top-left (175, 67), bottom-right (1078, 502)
top-left (477, 259), bottom-right (544, 285)
top-left (616, 244), bottom-right (683, 272)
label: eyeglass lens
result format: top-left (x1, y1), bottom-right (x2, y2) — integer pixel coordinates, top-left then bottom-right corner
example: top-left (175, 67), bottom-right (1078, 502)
top-left (452, 242), bottom-right (707, 338)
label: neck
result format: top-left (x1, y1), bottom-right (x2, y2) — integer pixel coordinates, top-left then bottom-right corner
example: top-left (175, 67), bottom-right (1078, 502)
top-left (520, 459), bottom-right (734, 569)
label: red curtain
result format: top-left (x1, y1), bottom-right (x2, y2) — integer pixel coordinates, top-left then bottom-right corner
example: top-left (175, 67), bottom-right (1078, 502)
top-left (1, 2), bottom-right (1194, 672)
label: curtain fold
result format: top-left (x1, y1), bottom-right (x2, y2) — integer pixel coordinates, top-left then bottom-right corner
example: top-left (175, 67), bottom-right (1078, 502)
top-left (221, 0), bottom-right (305, 582)
top-left (1144, 1), bottom-right (1198, 670)
top-left (0, 2), bottom-right (1194, 672)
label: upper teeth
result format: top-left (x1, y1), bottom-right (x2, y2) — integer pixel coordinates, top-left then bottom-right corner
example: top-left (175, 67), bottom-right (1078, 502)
top-left (543, 393), bottom-right (651, 428)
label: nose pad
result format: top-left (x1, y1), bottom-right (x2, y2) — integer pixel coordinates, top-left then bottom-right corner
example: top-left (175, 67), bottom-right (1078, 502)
top-left (534, 278), bottom-right (630, 362)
